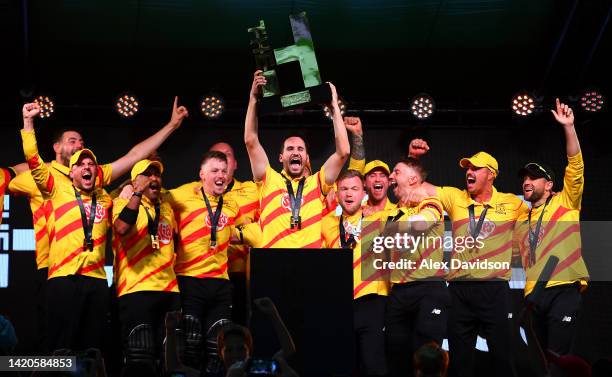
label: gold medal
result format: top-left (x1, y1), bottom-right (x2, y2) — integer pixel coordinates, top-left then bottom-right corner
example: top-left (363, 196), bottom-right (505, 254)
top-left (151, 235), bottom-right (160, 250)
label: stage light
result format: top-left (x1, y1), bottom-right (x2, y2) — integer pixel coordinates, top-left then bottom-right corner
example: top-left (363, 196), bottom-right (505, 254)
top-left (201, 95), bottom-right (225, 119)
top-left (410, 94), bottom-right (435, 120)
top-left (116, 94), bottom-right (139, 118)
top-left (511, 93), bottom-right (535, 116)
top-left (323, 97), bottom-right (347, 120)
top-left (580, 90), bottom-right (604, 113)
top-left (34, 96), bottom-right (55, 119)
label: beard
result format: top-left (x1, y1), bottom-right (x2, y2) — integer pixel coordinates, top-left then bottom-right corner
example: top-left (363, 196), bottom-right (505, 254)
top-left (526, 188), bottom-right (545, 204)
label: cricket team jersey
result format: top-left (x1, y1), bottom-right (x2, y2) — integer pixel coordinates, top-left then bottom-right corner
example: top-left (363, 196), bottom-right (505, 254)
top-left (9, 158), bottom-right (112, 270)
top-left (224, 179), bottom-right (259, 273)
top-left (166, 182), bottom-right (239, 280)
top-left (322, 209), bottom-right (389, 299)
top-left (258, 165), bottom-right (332, 249)
top-left (0, 167), bottom-right (16, 224)
top-left (386, 197), bottom-right (446, 283)
top-left (21, 129), bottom-right (111, 280)
top-left (437, 185), bottom-right (529, 281)
top-left (112, 196), bottom-right (179, 296)
top-left (515, 152), bottom-right (589, 296)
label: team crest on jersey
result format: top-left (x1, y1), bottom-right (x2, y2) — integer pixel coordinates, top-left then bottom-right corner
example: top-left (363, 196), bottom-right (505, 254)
top-left (158, 222), bottom-right (173, 245)
top-left (84, 203), bottom-right (106, 224)
top-left (495, 204), bottom-right (506, 215)
top-left (205, 212), bottom-right (229, 230)
top-left (281, 193), bottom-right (305, 211)
top-left (469, 219), bottom-right (496, 239)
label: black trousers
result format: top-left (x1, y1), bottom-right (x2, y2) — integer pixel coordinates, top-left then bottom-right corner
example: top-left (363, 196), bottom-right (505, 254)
top-left (354, 294), bottom-right (388, 377)
top-left (529, 283), bottom-right (582, 356)
top-left (118, 290), bottom-right (180, 356)
top-left (177, 276), bottom-right (233, 332)
top-left (46, 275), bottom-right (109, 353)
top-left (448, 281), bottom-right (514, 377)
top-left (35, 267), bottom-right (48, 354)
top-left (386, 280), bottom-right (450, 377)
top-left (229, 271), bottom-right (247, 325)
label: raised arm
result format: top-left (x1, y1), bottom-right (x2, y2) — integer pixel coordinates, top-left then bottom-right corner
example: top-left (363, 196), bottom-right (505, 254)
top-left (244, 71), bottom-right (269, 181)
top-left (21, 103), bottom-right (54, 196)
top-left (551, 98), bottom-right (580, 157)
top-left (110, 97), bottom-right (188, 181)
top-left (345, 116), bottom-right (366, 173)
top-left (322, 82), bottom-right (350, 185)
top-left (552, 99), bottom-right (584, 209)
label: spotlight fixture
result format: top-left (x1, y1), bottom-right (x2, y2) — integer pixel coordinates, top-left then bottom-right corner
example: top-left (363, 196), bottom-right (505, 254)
top-left (410, 94), bottom-right (435, 120)
top-left (323, 97), bottom-right (347, 120)
top-left (580, 90), bottom-right (604, 113)
top-left (116, 94), bottom-right (139, 118)
top-left (511, 92), bottom-right (535, 116)
top-left (201, 95), bottom-right (225, 119)
top-left (34, 96), bottom-right (55, 119)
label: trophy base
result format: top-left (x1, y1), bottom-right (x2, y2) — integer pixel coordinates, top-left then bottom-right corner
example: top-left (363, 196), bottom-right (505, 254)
top-left (258, 84), bottom-right (332, 115)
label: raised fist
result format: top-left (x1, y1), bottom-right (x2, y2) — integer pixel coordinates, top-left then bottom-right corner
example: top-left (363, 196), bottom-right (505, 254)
top-left (23, 103), bottom-right (40, 119)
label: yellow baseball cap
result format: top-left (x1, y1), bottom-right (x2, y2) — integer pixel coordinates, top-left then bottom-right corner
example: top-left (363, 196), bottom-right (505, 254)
top-left (69, 148), bottom-right (97, 168)
top-left (364, 160), bottom-right (390, 176)
top-left (131, 159), bottom-right (164, 181)
top-left (459, 151), bottom-right (499, 176)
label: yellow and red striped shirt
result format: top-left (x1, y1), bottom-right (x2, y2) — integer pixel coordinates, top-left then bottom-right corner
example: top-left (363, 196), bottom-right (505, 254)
top-left (386, 197), bottom-right (446, 283)
top-left (258, 165), bottom-right (332, 249)
top-left (166, 182), bottom-right (239, 280)
top-left (21, 129), bottom-right (111, 280)
top-left (112, 196), bottom-right (179, 296)
top-left (0, 167), bottom-right (15, 224)
top-left (322, 209), bottom-right (389, 299)
top-left (9, 160), bottom-right (112, 270)
top-left (515, 152), bottom-right (589, 296)
top-left (437, 185), bottom-right (528, 280)
top-left (224, 179), bottom-right (260, 273)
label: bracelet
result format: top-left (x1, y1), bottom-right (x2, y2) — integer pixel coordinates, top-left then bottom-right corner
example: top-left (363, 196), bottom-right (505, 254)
top-left (118, 206), bottom-right (138, 225)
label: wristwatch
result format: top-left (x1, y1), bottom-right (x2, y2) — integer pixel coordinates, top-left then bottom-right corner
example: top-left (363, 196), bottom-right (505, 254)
top-left (132, 191), bottom-right (143, 198)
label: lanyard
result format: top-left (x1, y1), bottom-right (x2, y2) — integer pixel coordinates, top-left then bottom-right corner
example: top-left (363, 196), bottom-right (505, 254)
top-left (202, 188), bottom-right (223, 248)
top-left (284, 176), bottom-right (306, 229)
top-left (339, 215), bottom-right (363, 249)
top-left (143, 202), bottom-right (161, 249)
top-left (468, 204), bottom-right (489, 239)
top-left (74, 187), bottom-right (97, 252)
top-left (528, 196), bottom-right (552, 267)
top-left (224, 180), bottom-right (235, 194)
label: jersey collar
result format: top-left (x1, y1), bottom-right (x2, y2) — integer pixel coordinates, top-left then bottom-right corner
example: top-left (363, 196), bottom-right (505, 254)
top-left (51, 160), bottom-right (70, 177)
top-left (465, 186), bottom-right (499, 207)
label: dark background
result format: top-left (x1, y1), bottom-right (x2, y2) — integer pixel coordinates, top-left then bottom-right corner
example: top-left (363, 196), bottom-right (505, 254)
top-left (0, 0), bottom-right (611, 370)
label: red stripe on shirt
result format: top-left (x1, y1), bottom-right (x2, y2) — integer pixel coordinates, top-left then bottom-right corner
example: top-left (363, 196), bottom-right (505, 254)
top-left (262, 213), bottom-right (322, 248)
top-left (127, 259), bottom-right (175, 292)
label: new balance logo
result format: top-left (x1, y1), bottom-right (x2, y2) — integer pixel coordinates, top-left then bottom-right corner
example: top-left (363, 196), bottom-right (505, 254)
top-left (562, 316), bottom-right (572, 322)
top-left (431, 309), bottom-right (441, 315)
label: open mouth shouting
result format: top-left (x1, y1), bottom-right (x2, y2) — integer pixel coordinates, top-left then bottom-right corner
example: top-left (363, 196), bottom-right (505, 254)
top-left (289, 155), bottom-right (302, 169)
top-left (466, 174), bottom-right (477, 189)
top-left (372, 183), bottom-right (385, 195)
top-left (149, 182), bottom-right (161, 194)
top-left (523, 184), bottom-right (534, 196)
top-left (81, 170), bottom-right (94, 186)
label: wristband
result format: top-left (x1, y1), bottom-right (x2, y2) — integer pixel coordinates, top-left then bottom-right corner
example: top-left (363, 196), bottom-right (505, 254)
top-left (118, 206), bottom-right (138, 225)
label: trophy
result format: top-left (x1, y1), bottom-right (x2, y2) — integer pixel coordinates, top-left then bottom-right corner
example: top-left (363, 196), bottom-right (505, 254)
top-left (248, 12), bottom-right (331, 114)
